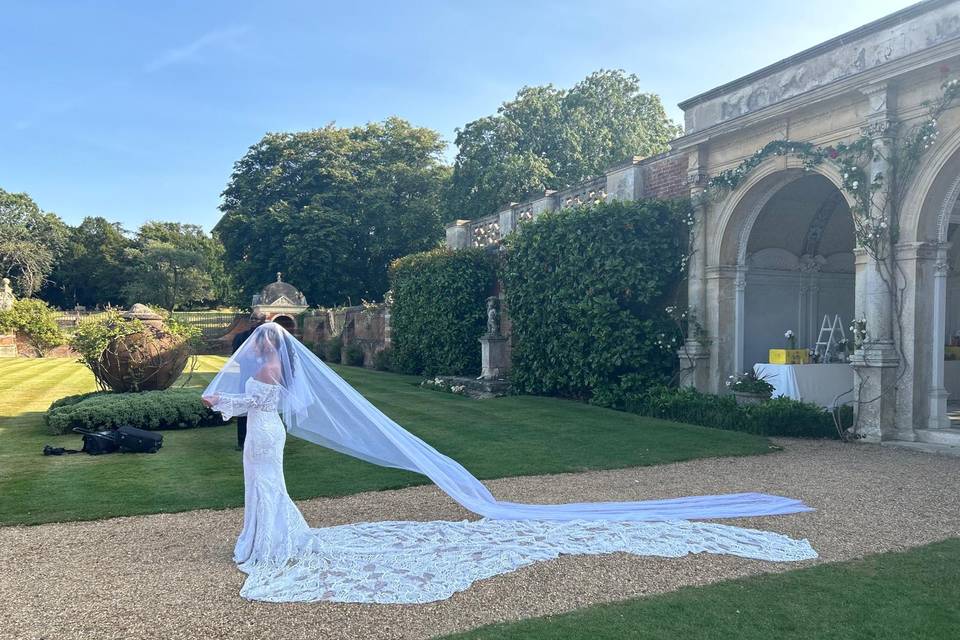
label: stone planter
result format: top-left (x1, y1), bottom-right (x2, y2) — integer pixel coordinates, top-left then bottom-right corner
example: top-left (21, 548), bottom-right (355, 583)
top-left (93, 304), bottom-right (190, 392)
top-left (733, 391), bottom-right (770, 406)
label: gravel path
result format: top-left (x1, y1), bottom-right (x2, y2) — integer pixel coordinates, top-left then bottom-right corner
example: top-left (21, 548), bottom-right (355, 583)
top-left (2, 439), bottom-right (959, 640)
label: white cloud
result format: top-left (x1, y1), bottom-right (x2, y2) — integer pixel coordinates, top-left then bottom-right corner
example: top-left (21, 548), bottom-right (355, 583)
top-left (144, 25), bottom-right (250, 73)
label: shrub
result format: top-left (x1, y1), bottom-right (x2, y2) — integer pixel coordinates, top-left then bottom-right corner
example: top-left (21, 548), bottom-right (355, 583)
top-left (502, 199), bottom-right (689, 403)
top-left (389, 247), bottom-right (497, 376)
top-left (48, 391), bottom-right (103, 412)
top-left (344, 344), bottom-right (365, 367)
top-left (627, 386), bottom-right (846, 439)
top-left (0, 298), bottom-right (63, 356)
top-left (45, 389), bottom-right (221, 435)
top-left (322, 336), bottom-right (343, 363)
top-left (372, 346), bottom-right (394, 371)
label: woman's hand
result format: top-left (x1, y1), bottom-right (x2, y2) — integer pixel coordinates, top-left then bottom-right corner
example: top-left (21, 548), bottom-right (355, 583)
top-left (202, 394), bottom-right (219, 408)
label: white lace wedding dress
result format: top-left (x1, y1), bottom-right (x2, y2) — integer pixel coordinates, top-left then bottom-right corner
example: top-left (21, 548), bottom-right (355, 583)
top-left (212, 378), bottom-right (817, 605)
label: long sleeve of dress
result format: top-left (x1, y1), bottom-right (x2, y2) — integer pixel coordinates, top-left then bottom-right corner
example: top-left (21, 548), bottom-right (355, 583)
top-left (210, 383), bottom-right (280, 421)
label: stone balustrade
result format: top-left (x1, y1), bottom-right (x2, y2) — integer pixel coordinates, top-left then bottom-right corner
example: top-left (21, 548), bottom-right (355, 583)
top-left (444, 154), bottom-right (674, 250)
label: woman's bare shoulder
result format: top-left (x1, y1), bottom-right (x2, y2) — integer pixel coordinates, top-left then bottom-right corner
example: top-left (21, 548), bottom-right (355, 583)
top-left (254, 362), bottom-right (282, 384)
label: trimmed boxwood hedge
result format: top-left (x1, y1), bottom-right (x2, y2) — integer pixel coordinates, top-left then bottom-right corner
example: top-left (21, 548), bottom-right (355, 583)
top-left (627, 386), bottom-right (850, 439)
top-left (46, 389), bottom-right (222, 435)
top-left (389, 247), bottom-right (497, 376)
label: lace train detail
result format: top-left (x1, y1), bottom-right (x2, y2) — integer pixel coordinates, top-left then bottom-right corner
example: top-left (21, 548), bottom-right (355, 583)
top-left (208, 373), bottom-right (817, 605)
top-left (238, 518), bottom-right (817, 604)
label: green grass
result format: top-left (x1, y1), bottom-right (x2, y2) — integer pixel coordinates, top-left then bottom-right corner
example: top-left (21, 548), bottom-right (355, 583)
top-left (0, 357), bottom-right (775, 526)
top-left (440, 538), bottom-right (960, 640)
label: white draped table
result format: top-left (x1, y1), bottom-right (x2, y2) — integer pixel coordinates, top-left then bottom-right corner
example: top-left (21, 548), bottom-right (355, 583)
top-left (753, 363), bottom-right (854, 408)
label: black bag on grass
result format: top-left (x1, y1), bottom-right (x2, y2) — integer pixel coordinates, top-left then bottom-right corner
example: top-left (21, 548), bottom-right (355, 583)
top-left (116, 426), bottom-right (163, 453)
top-left (72, 428), bottom-right (120, 455)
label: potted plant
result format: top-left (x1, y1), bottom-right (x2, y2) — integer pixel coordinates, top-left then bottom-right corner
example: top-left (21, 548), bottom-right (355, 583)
top-left (726, 370), bottom-right (775, 405)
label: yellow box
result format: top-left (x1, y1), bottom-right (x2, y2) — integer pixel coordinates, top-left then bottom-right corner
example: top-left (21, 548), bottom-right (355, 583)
top-left (769, 349), bottom-right (809, 364)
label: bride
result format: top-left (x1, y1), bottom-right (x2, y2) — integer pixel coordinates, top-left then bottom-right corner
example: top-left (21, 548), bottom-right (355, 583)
top-left (202, 322), bottom-right (816, 604)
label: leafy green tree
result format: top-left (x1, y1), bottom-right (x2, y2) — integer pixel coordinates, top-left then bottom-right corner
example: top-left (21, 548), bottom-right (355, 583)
top-left (44, 217), bottom-right (131, 308)
top-left (216, 117), bottom-right (448, 306)
top-left (0, 188), bottom-right (69, 297)
top-left (446, 70), bottom-right (682, 220)
top-left (0, 298), bottom-right (64, 356)
top-left (122, 222), bottom-right (220, 310)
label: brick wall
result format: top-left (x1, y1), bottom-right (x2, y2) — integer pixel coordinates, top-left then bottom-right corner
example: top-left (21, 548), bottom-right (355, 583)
top-left (639, 152), bottom-right (688, 199)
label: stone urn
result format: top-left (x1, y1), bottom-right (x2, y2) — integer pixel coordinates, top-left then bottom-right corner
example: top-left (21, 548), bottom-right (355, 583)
top-left (94, 304), bottom-right (190, 392)
top-left (733, 391), bottom-right (770, 406)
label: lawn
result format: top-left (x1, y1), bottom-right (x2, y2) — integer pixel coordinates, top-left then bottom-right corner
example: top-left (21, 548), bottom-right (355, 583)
top-left (439, 538), bottom-right (960, 640)
top-left (0, 357), bottom-right (775, 526)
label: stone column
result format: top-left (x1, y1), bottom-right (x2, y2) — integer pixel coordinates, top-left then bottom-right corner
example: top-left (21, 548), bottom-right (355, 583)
top-left (848, 83), bottom-right (900, 442)
top-left (925, 243), bottom-right (950, 429)
top-left (678, 162), bottom-right (711, 390)
top-left (445, 220), bottom-right (471, 250)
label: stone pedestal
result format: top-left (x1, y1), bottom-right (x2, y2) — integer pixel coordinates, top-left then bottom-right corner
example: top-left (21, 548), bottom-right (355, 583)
top-left (678, 340), bottom-right (711, 391)
top-left (849, 344), bottom-right (900, 442)
top-left (0, 334), bottom-right (16, 358)
top-left (479, 334), bottom-right (510, 380)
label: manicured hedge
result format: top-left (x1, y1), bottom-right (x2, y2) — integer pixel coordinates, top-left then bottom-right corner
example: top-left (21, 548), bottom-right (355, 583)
top-left (46, 389), bottom-right (221, 435)
top-left (627, 386), bottom-right (850, 439)
top-left (389, 247), bottom-right (497, 376)
top-left (501, 199), bottom-right (688, 403)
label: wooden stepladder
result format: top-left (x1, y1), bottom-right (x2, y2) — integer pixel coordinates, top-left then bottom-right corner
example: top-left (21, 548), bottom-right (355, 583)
top-left (814, 314), bottom-right (846, 362)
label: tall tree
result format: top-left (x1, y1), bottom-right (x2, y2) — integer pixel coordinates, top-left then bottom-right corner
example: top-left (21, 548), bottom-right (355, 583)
top-left (44, 217), bottom-right (131, 308)
top-left (0, 188), bottom-right (69, 297)
top-left (216, 117), bottom-right (448, 306)
top-left (446, 70), bottom-right (682, 220)
top-left (122, 222), bottom-right (220, 310)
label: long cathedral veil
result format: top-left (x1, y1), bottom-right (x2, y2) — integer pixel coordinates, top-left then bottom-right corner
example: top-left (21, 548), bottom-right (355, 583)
top-left (203, 323), bottom-right (812, 521)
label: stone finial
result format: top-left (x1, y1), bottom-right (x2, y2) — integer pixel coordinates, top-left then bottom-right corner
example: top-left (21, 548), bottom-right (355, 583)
top-left (277, 272), bottom-right (283, 282)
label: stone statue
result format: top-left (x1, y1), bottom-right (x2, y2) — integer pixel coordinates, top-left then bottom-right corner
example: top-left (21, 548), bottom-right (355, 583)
top-left (485, 296), bottom-right (500, 336)
top-left (0, 278), bottom-right (14, 311)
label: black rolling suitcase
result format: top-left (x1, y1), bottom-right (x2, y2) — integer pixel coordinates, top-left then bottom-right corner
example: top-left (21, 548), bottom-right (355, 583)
top-left (72, 427), bottom-right (120, 455)
top-left (116, 426), bottom-right (163, 453)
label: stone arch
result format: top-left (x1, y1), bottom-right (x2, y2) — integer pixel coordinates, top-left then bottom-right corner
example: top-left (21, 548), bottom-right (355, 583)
top-left (709, 156), bottom-right (857, 375)
top-left (898, 114), bottom-right (960, 432)
top-left (712, 156), bottom-right (855, 267)
top-left (272, 314), bottom-right (296, 332)
top-left (901, 112), bottom-right (960, 244)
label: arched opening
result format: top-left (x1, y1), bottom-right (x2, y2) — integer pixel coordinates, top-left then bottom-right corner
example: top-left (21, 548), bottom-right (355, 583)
top-left (902, 124), bottom-right (960, 434)
top-left (944, 222), bottom-right (960, 421)
top-left (741, 174), bottom-right (856, 369)
top-left (273, 315), bottom-right (296, 332)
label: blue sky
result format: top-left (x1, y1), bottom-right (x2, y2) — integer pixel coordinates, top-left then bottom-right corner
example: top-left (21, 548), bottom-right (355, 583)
top-left (1, 0), bottom-right (915, 231)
